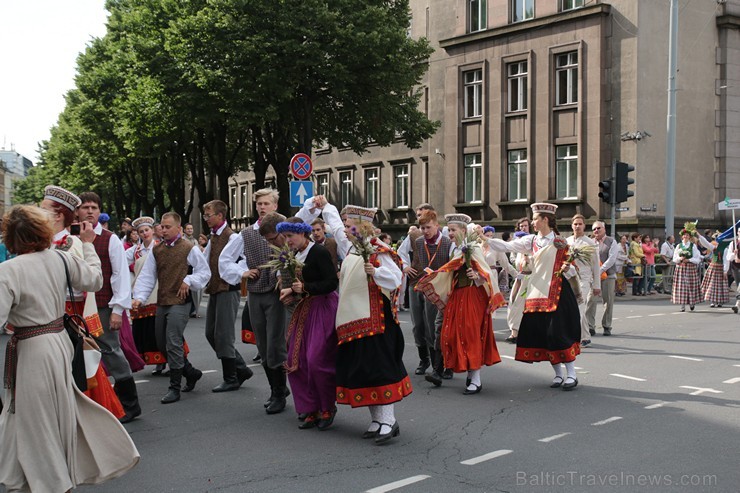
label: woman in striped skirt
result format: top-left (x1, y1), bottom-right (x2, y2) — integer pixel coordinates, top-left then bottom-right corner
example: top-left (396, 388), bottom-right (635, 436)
top-left (700, 233), bottom-right (730, 308)
top-left (672, 230), bottom-right (702, 312)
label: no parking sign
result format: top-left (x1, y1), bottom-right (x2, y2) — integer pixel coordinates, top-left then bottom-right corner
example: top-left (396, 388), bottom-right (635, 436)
top-left (290, 153), bottom-right (313, 180)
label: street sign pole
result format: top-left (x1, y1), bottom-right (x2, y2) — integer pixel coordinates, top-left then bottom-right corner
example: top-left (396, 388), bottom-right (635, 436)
top-left (611, 159), bottom-right (617, 238)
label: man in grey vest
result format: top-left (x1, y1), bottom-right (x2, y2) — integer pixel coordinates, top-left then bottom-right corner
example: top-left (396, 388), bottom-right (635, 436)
top-left (586, 221), bottom-right (620, 336)
top-left (202, 200), bottom-right (254, 393)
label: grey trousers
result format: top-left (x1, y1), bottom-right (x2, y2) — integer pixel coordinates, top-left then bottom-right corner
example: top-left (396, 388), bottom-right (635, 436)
top-left (155, 303), bottom-right (190, 370)
top-left (190, 289), bottom-right (203, 316)
top-left (409, 287), bottom-right (438, 349)
top-left (205, 291), bottom-right (247, 371)
top-left (248, 290), bottom-right (287, 370)
top-left (586, 277), bottom-right (616, 331)
top-left (97, 307), bottom-right (133, 382)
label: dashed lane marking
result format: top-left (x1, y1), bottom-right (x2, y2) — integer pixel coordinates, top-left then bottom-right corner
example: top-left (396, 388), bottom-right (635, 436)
top-left (461, 449), bottom-right (513, 465)
top-left (610, 373), bottom-right (646, 382)
top-left (538, 433), bottom-right (571, 443)
top-left (134, 380), bottom-right (149, 384)
top-left (722, 377), bottom-right (740, 384)
top-left (668, 355), bottom-right (703, 362)
top-left (592, 417), bottom-right (623, 426)
top-left (365, 475), bottom-right (431, 493)
top-left (202, 370), bottom-right (218, 374)
top-left (645, 402), bottom-right (667, 409)
top-left (501, 355), bottom-right (515, 360)
top-left (680, 386), bottom-right (723, 396)
top-left (611, 348), bottom-right (643, 353)
top-left (625, 315), bottom-right (643, 319)
top-left (648, 313), bottom-right (666, 317)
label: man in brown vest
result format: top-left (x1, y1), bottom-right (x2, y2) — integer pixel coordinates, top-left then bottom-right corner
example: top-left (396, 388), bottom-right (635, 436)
top-left (202, 200), bottom-right (254, 392)
top-left (311, 218), bottom-right (339, 273)
top-left (78, 191), bottom-right (141, 423)
top-left (132, 212), bottom-right (211, 404)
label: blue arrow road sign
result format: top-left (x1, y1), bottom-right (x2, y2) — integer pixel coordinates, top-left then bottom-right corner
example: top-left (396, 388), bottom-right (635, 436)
top-left (290, 180), bottom-right (314, 207)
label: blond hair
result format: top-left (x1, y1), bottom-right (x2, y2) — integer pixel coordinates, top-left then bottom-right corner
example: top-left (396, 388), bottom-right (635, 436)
top-left (254, 188), bottom-right (279, 204)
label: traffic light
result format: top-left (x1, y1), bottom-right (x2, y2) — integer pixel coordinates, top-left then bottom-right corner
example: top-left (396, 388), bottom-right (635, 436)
top-left (615, 161), bottom-right (635, 203)
top-left (598, 178), bottom-right (613, 204)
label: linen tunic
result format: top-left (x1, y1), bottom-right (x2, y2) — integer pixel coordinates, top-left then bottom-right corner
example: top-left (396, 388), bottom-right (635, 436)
top-left (0, 245), bottom-right (140, 493)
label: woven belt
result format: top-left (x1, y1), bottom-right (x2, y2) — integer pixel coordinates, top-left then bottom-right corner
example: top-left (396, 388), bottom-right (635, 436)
top-left (4, 317), bottom-right (65, 413)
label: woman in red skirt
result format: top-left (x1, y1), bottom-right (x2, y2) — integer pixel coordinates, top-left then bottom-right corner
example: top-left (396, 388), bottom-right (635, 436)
top-left (416, 214), bottom-right (505, 394)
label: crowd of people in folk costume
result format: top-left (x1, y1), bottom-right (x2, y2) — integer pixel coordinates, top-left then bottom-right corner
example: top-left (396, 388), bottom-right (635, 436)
top-left (3, 182), bottom-right (740, 492)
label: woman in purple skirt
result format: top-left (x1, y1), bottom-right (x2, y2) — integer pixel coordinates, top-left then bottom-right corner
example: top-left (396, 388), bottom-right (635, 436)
top-left (277, 218), bottom-right (339, 430)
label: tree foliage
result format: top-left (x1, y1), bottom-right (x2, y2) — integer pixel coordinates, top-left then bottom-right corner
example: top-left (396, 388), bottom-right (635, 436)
top-left (17, 0), bottom-right (438, 220)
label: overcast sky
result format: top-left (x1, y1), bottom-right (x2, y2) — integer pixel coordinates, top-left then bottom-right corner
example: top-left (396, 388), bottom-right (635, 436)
top-left (0, 1), bottom-right (108, 163)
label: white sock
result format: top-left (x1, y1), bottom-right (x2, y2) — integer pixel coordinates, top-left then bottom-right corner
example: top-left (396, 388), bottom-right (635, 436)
top-left (552, 363), bottom-right (564, 380)
top-left (467, 369), bottom-right (481, 390)
top-left (378, 404), bottom-right (396, 434)
top-left (367, 406), bottom-right (380, 432)
top-left (564, 361), bottom-right (577, 380)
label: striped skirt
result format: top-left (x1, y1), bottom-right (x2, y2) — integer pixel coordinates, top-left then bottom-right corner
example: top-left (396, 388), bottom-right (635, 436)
top-left (672, 263), bottom-right (701, 306)
top-left (701, 262), bottom-right (729, 304)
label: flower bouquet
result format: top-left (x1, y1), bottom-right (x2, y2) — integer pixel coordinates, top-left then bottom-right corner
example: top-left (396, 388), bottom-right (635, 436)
top-left (455, 230), bottom-right (483, 269)
top-left (260, 244), bottom-right (304, 280)
top-left (348, 225), bottom-right (376, 281)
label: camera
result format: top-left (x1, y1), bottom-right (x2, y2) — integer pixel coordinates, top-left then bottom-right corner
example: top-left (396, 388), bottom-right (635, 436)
top-left (70, 223), bottom-right (81, 236)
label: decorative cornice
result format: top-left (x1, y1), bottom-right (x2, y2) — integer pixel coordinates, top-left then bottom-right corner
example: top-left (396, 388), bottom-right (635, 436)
top-left (440, 3), bottom-right (612, 50)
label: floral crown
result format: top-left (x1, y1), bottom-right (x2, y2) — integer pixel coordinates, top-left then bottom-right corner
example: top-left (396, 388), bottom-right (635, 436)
top-left (679, 221), bottom-right (698, 238)
top-left (482, 225), bottom-right (495, 235)
top-left (276, 221), bottom-right (313, 235)
top-left (514, 231), bottom-right (530, 238)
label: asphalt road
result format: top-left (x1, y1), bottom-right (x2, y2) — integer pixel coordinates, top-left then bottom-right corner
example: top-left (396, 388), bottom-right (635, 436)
top-left (3, 296), bottom-right (739, 493)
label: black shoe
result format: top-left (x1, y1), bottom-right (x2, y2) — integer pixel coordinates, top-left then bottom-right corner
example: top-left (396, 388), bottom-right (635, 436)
top-left (425, 372), bottom-right (442, 387)
top-left (463, 383), bottom-right (482, 395)
top-left (317, 409), bottom-right (337, 431)
top-left (375, 422), bottom-right (400, 444)
top-left (237, 366), bottom-right (254, 386)
top-left (161, 368), bottom-right (183, 403)
top-left (252, 354), bottom-right (262, 362)
top-left (562, 377), bottom-right (578, 391)
top-left (362, 422), bottom-right (381, 439)
top-left (298, 413), bottom-right (318, 429)
top-left (442, 369), bottom-right (453, 380)
top-left (161, 388), bottom-right (180, 404)
top-left (589, 328), bottom-right (596, 336)
top-left (297, 413), bottom-right (309, 421)
top-left (603, 327), bottom-right (612, 336)
top-left (550, 376), bottom-right (564, 388)
top-left (212, 358), bottom-right (240, 393)
top-left (581, 339), bottom-right (591, 348)
top-left (733, 306), bottom-right (739, 314)
top-left (504, 336), bottom-right (517, 344)
top-left (181, 364), bottom-right (202, 393)
top-left (415, 360), bottom-right (430, 375)
top-left (115, 377), bottom-right (142, 424)
top-left (690, 305), bottom-right (695, 311)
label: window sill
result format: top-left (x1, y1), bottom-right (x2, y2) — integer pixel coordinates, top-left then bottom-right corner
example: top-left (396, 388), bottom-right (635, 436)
top-left (505, 110), bottom-right (528, 117)
top-left (454, 202), bottom-right (487, 209)
top-left (553, 103), bottom-right (578, 111)
top-left (550, 198), bottom-right (582, 204)
top-left (497, 200), bottom-right (530, 207)
top-left (388, 207), bottom-right (411, 212)
top-left (461, 117), bottom-right (483, 124)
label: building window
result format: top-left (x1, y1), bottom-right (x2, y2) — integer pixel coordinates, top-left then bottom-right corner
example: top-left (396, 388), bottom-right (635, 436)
top-left (508, 150), bottom-right (527, 201)
top-left (555, 145), bottom-right (578, 199)
top-left (229, 187), bottom-right (237, 218)
top-left (393, 164), bottom-right (409, 208)
top-left (464, 153), bottom-right (483, 203)
top-left (240, 185), bottom-right (248, 217)
top-left (560, 0), bottom-right (584, 11)
top-left (339, 170), bottom-right (353, 210)
top-left (555, 51), bottom-right (578, 106)
top-left (511, 0), bottom-right (534, 23)
top-left (365, 168), bottom-right (379, 209)
top-left (316, 173), bottom-right (330, 199)
top-left (469, 0), bottom-right (486, 33)
top-left (463, 69), bottom-right (483, 119)
top-left (507, 61), bottom-right (528, 112)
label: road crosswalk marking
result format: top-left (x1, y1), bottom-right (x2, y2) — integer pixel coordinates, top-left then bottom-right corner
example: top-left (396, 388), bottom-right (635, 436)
top-left (461, 449), bottom-right (513, 465)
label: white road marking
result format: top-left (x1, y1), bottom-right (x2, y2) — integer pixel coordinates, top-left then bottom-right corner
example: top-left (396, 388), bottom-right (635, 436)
top-left (671, 312), bottom-right (686, 315)
top-left (610, 373), bottom-right (646, 382)
top-left (501, 355), bottom-right (515, 360)
top-left (134, 380), bottom-right (149, 384)
top-left (592, 417), bottom-right (623, 426)
top-left (494, 329), bottom-right (510, 334)
top-left (365, 475), bottom-right (431, 493)
top-left (538, 433), bottom-right (571, 443)
top-left (722, 377), bottom-right (740, 384)
top-left (611, 348), bottom-right (644, 353)
top-left (247, 364), bottom-right (262, 368)
top-left (648, 313), bottom-right (665, 317)
top-left (625, 315), bottom-right (643, 319)
top-left (202, 370), bottom-right (218, 374)
top-left (734, 365), bottom-right (740, 368)
top-left (668, 355), bottom-right (703, 362)
top-left (574, 367), bottom-right (583, 370)
top-left (680, 386), bottom-right (723, 396)
top-left (461, 449), bottom-right (513, 465)
top-left (645, 402), bottom-right (666, 409)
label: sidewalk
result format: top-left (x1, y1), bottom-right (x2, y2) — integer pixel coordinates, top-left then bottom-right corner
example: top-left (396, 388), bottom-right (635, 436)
top-left (615, 291), bottom-right (672, 302)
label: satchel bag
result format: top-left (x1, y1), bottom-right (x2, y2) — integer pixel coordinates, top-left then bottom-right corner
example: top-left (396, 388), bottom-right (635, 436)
top-left (56, 252), bottom-right (109, 391)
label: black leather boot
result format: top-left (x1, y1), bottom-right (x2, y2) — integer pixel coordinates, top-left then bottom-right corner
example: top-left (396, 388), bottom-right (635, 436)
top-left (161, 369), bottom-right (182, 404)
top-left (115, 377), bottom-right (142, 423)
top-left (181, 360), bottom-right (202, 393)
top-left (212, 358), bottom-right (240, 392)
top-left (266, 368), bottom-right (287, 415)
top-left (425, 349), bottom-right (443, 387)
top-left (263, 363), bottom-right (276, 408)
top-left (236, 365), bottom-right (254, 387)
top-left (414, 346), bottom-right (430, 375)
